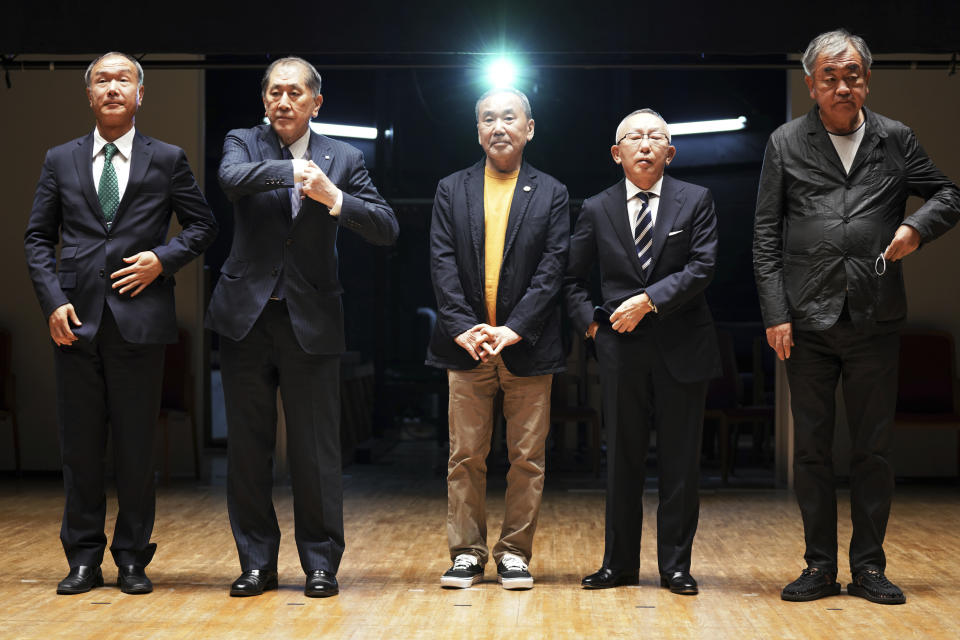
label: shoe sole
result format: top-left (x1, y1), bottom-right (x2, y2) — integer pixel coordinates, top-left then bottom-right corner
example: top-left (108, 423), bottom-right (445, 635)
top-left (781, 583), bottom-right (841, 602)
top-left (582, 578), bottom-right (640, 589)
top-left (846, 583), bottom-right (906, 605)
top-left (57, 574), bottom-right (104, 595)
top-left (498, 576), bottom-right (533, 590)
top-left (305, 588), bottom-right (339, 598)
top-left (440, 574), bottom-right (482, 589)
top-left (230, 577), bottom-right (279, 597)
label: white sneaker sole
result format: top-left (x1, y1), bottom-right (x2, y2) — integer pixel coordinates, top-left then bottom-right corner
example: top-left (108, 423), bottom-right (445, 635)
top-left (498, 576), bottom-right (534, 590)
top-left (441, 574), bottom-right (482, 589)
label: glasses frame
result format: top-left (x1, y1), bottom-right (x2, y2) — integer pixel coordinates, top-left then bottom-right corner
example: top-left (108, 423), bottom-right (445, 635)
top-left (616, 130), bottom-right (671, 146)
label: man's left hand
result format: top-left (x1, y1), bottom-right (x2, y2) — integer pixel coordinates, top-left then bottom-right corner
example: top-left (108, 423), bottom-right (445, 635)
top-left (610, 293), bottom-right (653, 333)
top-left (111, 251), bottom-right (163, 297)
top-left (477, 324), bottom-right (522, 357)
top-left (883, 224), bottom-right (921, 262)
top-left (302, 160), bottom-right (341, 208)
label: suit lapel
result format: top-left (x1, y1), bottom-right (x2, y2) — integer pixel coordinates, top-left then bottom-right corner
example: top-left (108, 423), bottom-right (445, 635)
top-left (805, 108), bottom-right (846, 177)
top-left (848, 108), bottom-right (885, 177)
top-left (113, 132), bottom-right (153, 227)
top-left (465, 159), bottom-right (486, 279)
top-left (500, 163), bottom-right (536, 262)
top-left (72, 134), bottom-right (105, 229)
top-left (601, 180), bottom-right (645, 281)
top-left (258, 127), bottom-right (293, 222)
top-left (294, 132), bottom-right (335, 226)
top-left (648, 175), bottom-right (682, 270)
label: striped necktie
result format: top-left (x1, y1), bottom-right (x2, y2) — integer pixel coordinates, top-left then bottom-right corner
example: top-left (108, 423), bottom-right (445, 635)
top-left (634, 191), bottom-right (655, 271)
top-left (99, 142), bottom-right (120, 226)
top-left (281, 146), bottom-right (304, 218)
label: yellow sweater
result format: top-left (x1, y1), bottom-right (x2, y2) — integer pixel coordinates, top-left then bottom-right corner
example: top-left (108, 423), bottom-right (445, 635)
top-left (483, 167), bottom-right (519, 325)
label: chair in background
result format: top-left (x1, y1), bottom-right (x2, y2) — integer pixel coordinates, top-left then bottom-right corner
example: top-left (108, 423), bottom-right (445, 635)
top-left (704, 329), bottom-right (774, 484)
top-left (894, 329), bottom-right (960, 471)
top-left (0, 329), bottom-right (20, 473)
top-left (159, 328), bottom-right (199, 482)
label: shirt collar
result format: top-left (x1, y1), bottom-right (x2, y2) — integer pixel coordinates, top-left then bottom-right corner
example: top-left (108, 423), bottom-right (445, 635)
top-left (283, 129), bottom-right (312, 160)
top-left (92, 126), bottom-right (136, 160)
top-left (624, 175), bottom-right (664, 201)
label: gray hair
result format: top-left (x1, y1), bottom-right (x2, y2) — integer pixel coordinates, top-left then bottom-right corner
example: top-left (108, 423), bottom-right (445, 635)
top-left (615, 108), bottom-right (671, 144)
top-left (801, 29), bottom-right (873, 76)
top-left (84, 52), bottom-right (144, 87)
top-left (261, 57), bottom-right (322, 96)
top-left (475, 87), bottom-right (533, 122)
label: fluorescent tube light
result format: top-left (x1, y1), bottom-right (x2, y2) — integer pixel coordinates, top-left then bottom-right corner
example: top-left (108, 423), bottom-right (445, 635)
top-left (668, 116), bottom-right (747, 137)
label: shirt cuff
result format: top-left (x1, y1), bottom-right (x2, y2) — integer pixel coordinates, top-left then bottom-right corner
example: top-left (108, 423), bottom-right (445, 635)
top-left (292, 159), bottom-right (308, 182)
top-left (328, 189), bottom-right (344, 217)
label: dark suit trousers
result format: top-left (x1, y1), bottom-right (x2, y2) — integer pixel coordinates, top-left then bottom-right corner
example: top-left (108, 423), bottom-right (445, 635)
top-left (785, 320), bottom-right (898, 575)
top-left (221, 300), bottom-right (344, 574)
top-left (596, 325), bottom-right (707, 575)
top-left (53, 304), bottom-right (164, 569)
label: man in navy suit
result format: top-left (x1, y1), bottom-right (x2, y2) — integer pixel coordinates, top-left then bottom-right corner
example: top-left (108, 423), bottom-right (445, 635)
top-left (24, 52), bottom-right (218, 595)
top-left (427, 88), bottom-right (569, 590)
top-left (566, 109), bottom-right (720, 594)
top-left (206, 57), bottom-right (397, 598)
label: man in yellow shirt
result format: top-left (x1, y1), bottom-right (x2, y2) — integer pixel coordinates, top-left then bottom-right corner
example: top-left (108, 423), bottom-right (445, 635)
top-left (427, 88), bottom-right (569, 590)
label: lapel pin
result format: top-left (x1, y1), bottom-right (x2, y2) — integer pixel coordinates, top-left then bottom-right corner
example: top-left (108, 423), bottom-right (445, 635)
top-left (523, 185), bottom-right (531, 192)
top-left (324, 155), bottom-right (330, 160)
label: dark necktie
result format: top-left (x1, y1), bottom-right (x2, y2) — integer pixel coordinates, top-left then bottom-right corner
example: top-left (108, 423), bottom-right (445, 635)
top-left (99, 142), bottom-right (120, 226)
top-left (634, 191), bottom-right (655, 271)
top-left (281, 146), bottom-right (303, 218)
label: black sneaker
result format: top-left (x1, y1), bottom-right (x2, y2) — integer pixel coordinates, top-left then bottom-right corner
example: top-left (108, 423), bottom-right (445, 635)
top-left (497, 553), bottom-right (533, 590)
top-left (441, 554), bottom-right (483, 588)
top-left (847, 569), bottom-right (906, 605)
top-left (781, 567), bottom-right (841, 602)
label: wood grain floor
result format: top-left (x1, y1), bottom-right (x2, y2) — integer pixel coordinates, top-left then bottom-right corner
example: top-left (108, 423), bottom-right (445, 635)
top-left (1, 442), bottom-right (958, 639)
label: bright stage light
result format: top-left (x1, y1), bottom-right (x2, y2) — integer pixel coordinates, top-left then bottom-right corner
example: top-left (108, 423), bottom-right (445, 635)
top-left (668, 116), bottom-right (747, 137)
top-left (486, 58), bottom-right (518, 88)
top-left (309, 122), bottom-right (378, 140)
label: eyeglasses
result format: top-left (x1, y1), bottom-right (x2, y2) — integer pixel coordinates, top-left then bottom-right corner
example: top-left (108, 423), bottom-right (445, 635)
top-left (617, 131), bottom-right (670, 146)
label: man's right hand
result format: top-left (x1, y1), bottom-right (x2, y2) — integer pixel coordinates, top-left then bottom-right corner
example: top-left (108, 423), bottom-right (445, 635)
top-left (455, 325), bottom-right (490, 361)
top-left (49, 303), bottom-right (82, 346)
top-left (765, 322), bottom-right (793, 361)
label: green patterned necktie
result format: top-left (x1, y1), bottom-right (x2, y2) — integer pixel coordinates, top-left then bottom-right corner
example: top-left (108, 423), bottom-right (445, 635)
top-left (99, 142), bottom-right (120, 226)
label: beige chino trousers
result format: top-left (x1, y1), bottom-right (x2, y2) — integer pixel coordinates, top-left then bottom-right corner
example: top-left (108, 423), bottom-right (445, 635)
top-left (446, 355), bottom-right (552, 566)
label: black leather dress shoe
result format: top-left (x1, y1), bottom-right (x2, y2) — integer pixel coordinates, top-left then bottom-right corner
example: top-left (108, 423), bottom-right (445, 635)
top-left (661, 571), bottom-right (698, 595)
top-left (117, 565), bottom-right (153, 594)
top-left (305, 570), bottom-right (339, 597)
top-left (230, 569), bottom-right (279, 597)
top-left (581, 567), bottom-right (640, 589)
top-left (57, 566), bottom-right (104, 595)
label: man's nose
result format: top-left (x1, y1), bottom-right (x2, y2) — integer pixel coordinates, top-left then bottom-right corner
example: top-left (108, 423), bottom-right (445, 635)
top-left (836, 80), bottom-right (851, 94)
top-left (278, 92), bottom-right (292, 108)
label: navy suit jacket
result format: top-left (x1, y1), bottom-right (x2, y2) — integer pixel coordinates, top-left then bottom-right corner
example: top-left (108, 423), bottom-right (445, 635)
top-left (205, 124), bottom-right (398, 355)
top-left (24, 131), bottom-right (218, 344)
top-left (565, 174), bottom-right (721, 383)
top-left (426, 159), bottom-right (569, 377)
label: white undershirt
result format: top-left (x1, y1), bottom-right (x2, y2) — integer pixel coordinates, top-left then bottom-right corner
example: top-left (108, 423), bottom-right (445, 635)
top-left (92, 126), bottom-right (136, 200)
top-left (827, 117), bottom-right (866, 175)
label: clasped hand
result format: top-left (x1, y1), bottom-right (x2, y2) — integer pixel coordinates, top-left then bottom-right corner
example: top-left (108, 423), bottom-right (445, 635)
top-left (455, 324), bottom-right (521, 361)
top-left (301, 160), bottom-right (341, 208)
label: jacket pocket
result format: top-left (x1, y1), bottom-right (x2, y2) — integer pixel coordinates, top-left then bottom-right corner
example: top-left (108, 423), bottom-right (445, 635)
top-left (58, 271), bottom-right (77, 289)
top-left (220, 257), bottom-right (247, 278)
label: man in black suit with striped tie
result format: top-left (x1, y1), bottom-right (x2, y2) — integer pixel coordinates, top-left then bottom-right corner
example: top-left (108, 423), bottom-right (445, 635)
top-left (565, 108), bottom-right (721, 595)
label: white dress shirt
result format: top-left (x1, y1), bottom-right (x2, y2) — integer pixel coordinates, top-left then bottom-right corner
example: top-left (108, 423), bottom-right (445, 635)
top-left (625, 175), bottom-right (664, 231)
top-left (92, 126), bottom-right (136, 200)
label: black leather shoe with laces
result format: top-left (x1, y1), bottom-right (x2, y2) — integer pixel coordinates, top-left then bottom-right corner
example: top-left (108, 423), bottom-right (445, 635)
top-left (847, 569), bottom-right (906, 605)
top-left (781, 567), bottom-right (841, 602)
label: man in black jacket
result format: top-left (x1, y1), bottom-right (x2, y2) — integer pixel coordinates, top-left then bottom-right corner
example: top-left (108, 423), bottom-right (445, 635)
top-left (427, 88), bottom-right (569, 590)
top-left (754, 29), bottom-right (959, 605)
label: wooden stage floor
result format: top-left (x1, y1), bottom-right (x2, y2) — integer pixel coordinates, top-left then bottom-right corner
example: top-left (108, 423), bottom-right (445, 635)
top-left (1, 442), bottom-right (958, 639)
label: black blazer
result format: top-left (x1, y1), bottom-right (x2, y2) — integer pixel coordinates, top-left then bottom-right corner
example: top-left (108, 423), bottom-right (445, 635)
top-left (205, 125), bottom-right (398, 355)
top-left (565, 175), bottom-right (721, 384)
top-left (24, 131), bottom-right (218, 344)
top-left (426, 160), bottom-right (569, 377)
